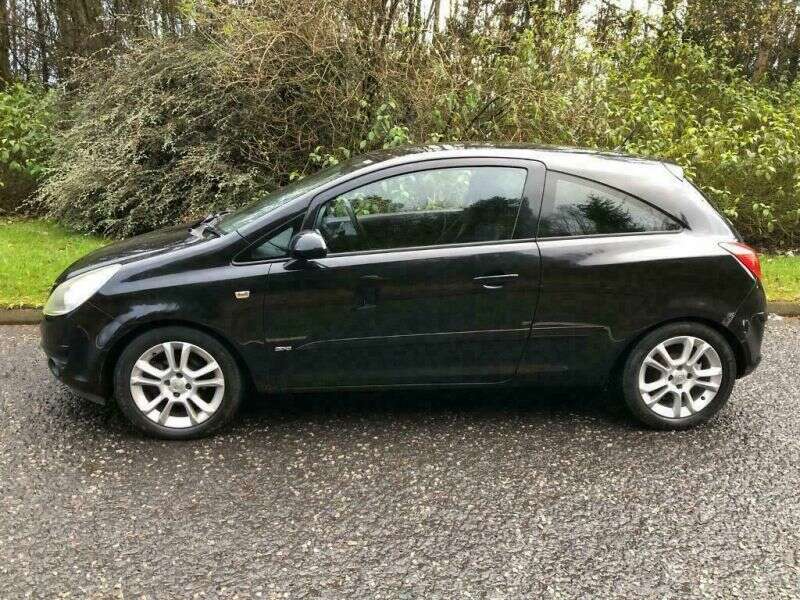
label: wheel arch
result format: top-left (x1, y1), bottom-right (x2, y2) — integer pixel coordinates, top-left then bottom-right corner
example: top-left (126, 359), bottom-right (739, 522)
top-left (101, 319), bottom-right (258, 397)
top-left (609, 316), bottom-right (747, 385)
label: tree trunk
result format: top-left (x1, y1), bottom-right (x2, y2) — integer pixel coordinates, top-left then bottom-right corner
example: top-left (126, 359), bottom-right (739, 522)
top-left (752, 0), bottom-right (781, 82)
top-left (33, 0), bottom-right (49, 84)
top-left (0, 0), bottom-right (11, 84)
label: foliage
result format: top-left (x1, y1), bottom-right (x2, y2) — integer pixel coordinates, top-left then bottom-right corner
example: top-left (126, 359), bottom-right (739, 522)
top-left (35, 1), bottom-right (800, 248)
top-left (0, 219), bottom-right (106, 308)
top-left (0, 83), bottom-right (54, 185)
top-left (587, 31), bottom-right (800, 248)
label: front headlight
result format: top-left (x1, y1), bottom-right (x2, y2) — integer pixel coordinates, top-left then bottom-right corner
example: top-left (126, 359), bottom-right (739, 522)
top-left (43, 264), bottom-right (121, 316)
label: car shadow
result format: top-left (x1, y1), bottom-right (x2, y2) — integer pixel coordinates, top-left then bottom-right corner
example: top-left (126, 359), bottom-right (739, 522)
top-left (48, 382), bottom-right (636, 440)
top-left (236, 385), bottom-right (634, 430)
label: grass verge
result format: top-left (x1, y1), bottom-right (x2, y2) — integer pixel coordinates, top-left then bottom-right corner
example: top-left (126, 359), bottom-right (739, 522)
top-left (0, 219), bottom-right (107, 309)
top-left (761, 255), bottom-right (800, 303)
top-left (0, 219), bottom-right (799, 308)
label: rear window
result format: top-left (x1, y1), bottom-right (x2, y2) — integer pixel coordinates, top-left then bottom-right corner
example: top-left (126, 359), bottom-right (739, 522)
top-left (538, 173), bottom-right (681, 238)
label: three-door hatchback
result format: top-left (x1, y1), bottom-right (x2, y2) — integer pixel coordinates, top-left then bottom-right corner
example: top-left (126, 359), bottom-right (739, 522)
top-left (41, 145), bottom-right (766, 438)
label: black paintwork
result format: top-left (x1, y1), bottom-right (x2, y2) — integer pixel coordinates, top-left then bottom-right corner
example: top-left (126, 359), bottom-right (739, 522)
top-left (40, 144), bottom-right (766, 403)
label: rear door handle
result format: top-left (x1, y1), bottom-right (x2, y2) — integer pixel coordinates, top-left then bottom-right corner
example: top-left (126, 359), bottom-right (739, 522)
top-left (473, 273), bottom-right (519, 289)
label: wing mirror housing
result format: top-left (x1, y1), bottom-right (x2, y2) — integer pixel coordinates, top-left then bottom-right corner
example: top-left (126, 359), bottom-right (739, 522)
top-left (289, 230), bottom-right (328, 261)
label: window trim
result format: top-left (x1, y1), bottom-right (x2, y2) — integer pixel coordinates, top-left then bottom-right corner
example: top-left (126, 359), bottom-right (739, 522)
top-left (537, 170), bottom-right (686, 240)
top-left (304, 157), bottom-right (546, 258)
top-left (532, 228), bottom-right (685, 244)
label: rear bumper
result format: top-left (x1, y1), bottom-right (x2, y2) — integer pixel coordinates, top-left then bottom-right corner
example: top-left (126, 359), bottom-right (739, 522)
top-left (40, 302), bottom-right (114, 403)
top-left (729, 282), bottom-right (767, 378)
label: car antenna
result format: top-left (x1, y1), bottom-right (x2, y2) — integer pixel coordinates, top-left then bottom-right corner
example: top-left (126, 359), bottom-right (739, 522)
top-left (613, 121), bottom-right (641, 153)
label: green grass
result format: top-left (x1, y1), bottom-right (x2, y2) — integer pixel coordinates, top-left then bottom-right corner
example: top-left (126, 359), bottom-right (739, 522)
top-left (762, 254), bottom-right (800, 303)
top-left (0, 219), bottom-right (107, 309)
top-left (0, 219), bottom-right (799, 308)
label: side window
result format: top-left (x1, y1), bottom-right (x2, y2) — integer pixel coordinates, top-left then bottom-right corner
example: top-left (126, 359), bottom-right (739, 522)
top-left (240, 216), bottom-right (303, 261)
top-left (539, 173), bottom-right (681, 238)
top-left (316, 166), bottom-right (527, 253)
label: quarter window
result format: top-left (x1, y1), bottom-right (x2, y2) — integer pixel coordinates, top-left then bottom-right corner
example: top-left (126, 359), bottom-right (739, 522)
top-left (539, 173), bottom-right (681, 238)
top-left (316, 166), bottom-right (528, 253)
top-left (240, 216), bottom-right (303, 261)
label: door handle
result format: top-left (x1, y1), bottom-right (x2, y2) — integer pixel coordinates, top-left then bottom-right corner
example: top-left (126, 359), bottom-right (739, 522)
top-left (356, 274), bottom-right (385, 309)
top-left (473, 273), bottom-right (519, 289)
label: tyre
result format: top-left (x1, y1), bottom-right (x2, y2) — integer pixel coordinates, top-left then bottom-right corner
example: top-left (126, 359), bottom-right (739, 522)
top-left (621, 321), bottom-right (737, 430)
top-left (114, 326), bottom-right (243, 439)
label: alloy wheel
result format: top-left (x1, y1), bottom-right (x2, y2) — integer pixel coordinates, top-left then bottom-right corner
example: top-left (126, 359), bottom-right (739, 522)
top-left (129, 341), bottom-right (225, 429)
top-left (638, 335), bottom-right (723, 419)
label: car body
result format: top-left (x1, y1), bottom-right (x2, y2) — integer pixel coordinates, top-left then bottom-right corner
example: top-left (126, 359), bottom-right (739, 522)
top-left (41, 144), bottom-right (766, 438)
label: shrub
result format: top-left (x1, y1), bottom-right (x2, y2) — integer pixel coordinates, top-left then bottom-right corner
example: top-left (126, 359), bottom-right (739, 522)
top-left (0, 83), bottom-right (54, 213)
top-left (36, 1), bottom-right (800, 247)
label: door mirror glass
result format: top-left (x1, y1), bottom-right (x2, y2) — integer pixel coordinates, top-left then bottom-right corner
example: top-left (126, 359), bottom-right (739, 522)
top-left (290, 230), bottom-right (328, 260)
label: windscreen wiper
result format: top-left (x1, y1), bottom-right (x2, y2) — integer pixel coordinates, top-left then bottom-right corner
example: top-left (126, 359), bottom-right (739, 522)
top-left (200, 222), bottom-right (223, 238)
top-left (189, 211), bottom-right (229, 237)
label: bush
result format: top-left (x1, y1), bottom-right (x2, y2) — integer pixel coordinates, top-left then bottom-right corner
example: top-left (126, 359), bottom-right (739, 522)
top-left (36, 1), bottom-right (800, 247)
top-left (0, 83), bottom-right (54, 214)
top-left (589, 34), bottom-right (800, 248)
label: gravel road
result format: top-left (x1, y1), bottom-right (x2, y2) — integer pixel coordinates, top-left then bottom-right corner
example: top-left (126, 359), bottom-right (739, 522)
top-left (1, 320), bottom-right (799, 598)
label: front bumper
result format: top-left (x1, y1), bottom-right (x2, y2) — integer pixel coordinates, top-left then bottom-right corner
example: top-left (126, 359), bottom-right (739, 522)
top-left (40, 302), bottom-right (115, 403)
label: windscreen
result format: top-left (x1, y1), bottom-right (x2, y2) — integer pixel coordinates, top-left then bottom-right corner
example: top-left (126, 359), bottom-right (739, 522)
top-left (217, 156), bottom-right (376, 233)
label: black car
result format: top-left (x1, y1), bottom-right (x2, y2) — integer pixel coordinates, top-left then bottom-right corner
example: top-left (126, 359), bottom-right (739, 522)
top-left (41, 145), bottom-right (766, 439)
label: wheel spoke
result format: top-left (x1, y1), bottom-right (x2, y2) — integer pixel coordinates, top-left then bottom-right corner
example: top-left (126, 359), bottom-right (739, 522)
top-left (183, 399), bottom-right (200, 425)
top-left (162, 342), bottom-right (178, 371)
top-left (194, 377), bottom-right (224, 389)
top-left (641, 378), bottom-right (669, 393)
top-left (179, 343), bottom-right (192, 371)
top-left (694, 367), bottom-right (722, 378)
top-left (694, 379), bottom-right (720, 391)
top-left (141, 393), bottom-right (166, 413)
top-left (684, 391), bottom-right (697, 414)
top-left (131, 374), bottom-right (161, 387)
top-left (644, 357), bottom-right (670, 373)
top-left (687, 341), bottom-right (710, 367)
top-left (656, 343), bottom-right (676, 367)
top-left (645, 386), bottom-right (671, 406)
top-left (678, 337), bottom-right (694, 365)
top-left (672, 392), bottom-right (682, 418)
top-left (190, 361), bottom-right (219, 379)
top-left (135, 360), bottom-right (167, 380)
top-left (187, 392), bottom-right (213, 412)
top-left (158, 399), bottom-right (176, 424)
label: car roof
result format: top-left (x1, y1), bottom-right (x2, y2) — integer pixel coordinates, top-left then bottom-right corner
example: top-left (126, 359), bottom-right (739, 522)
top-left (361, 141), bottom-right (680, 172)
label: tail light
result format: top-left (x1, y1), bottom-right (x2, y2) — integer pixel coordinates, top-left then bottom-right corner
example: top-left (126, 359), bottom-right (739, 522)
top-left (720, 242), bottom-right (762, 280)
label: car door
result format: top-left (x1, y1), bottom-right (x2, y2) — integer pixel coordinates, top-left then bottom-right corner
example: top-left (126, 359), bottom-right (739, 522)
top-left (262, 158), bottom-right (546, 390)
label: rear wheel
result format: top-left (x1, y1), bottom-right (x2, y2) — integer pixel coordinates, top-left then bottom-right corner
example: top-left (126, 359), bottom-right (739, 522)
top-left (114, 326), bottom-right (243, 439)
top-left (621, 322), bottom-right (736, 430)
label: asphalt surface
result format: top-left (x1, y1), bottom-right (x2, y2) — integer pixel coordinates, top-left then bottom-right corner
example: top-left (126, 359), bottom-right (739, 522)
top-left (1, 320), bottom-right (799, 599)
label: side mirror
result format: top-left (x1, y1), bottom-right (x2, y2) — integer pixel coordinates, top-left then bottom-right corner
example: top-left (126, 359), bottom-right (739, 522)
top-left (289, 230), bottom-right (328, 261)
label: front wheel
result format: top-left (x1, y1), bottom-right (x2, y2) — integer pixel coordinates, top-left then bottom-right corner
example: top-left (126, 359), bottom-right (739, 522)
top-left (114, 326), bottom-right (243, 439)
top-left (621, 322), bottom-right (737, 430)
